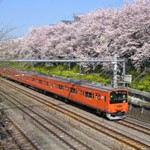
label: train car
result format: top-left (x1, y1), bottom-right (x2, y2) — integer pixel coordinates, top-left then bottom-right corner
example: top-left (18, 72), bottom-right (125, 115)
top-left (0, 68), bottom-right (128, 120)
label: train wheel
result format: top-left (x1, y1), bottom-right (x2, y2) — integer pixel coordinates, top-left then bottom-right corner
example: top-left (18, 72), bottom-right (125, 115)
top-left (64, 99), bottom-right (69, 104)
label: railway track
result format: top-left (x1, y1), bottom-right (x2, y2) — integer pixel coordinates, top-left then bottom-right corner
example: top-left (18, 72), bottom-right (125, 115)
top-left (0, 78), bottom-right (150, 150)
top-left (117, 119), bottom-right (150, 136)
top-left (0, 92), bottom-right (92, 150)
top-left (0, 115), bottom-right (41, 150)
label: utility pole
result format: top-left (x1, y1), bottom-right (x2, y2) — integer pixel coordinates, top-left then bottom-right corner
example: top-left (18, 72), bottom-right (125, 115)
top-left (112, 55), bottom-right (118, 88)
top-left (122, 60), bottom-right (126, 87)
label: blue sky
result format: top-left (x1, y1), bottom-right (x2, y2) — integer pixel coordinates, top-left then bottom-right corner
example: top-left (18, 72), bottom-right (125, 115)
top-left (0, 0), bottom-right (125, 36)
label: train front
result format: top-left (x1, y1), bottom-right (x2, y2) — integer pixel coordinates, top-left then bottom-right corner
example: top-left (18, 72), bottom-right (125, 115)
top-left (106, 90), bottom-right (128, 120)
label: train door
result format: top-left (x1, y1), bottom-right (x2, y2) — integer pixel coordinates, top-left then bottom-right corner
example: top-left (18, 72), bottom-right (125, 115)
top-left (68, 87), bottom-right (77, 101)
top-left (96, 93), bottom-right (105, 111)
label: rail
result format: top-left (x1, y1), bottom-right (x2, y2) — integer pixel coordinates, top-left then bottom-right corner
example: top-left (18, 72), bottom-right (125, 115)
top-left (1, 78), bottom-right (149, 150)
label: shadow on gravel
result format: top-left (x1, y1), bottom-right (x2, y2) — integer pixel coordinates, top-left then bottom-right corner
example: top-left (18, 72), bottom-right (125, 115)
top-left (127, 104), bottom-right (150, 123)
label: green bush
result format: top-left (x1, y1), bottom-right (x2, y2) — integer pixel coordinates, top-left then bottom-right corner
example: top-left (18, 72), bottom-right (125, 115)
top-left (130, 71), bottom-right (150, 92)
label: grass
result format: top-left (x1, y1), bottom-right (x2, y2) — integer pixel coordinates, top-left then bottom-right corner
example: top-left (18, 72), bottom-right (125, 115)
top-left (34, 64), bottom-right (110, 84)
top-left (130, 72), bottom-right (150, 92)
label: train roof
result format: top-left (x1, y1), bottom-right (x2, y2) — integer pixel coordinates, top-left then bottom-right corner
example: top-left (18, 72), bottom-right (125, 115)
top-left (13, 69), bottom-right (126, 92)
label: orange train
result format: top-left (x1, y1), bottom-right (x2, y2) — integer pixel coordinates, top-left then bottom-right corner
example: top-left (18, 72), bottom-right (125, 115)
top-left (0, 68), bottom-right (128, 120)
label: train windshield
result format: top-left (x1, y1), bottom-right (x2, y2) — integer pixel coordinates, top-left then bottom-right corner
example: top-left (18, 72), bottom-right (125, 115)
top-left (110, 91), bottom-right (127, 104)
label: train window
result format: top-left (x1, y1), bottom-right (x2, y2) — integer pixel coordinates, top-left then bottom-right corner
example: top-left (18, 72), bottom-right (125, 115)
top-left (26, 77), bottom-right (29, 80)
top-left (32, 78), bottom-right (35, 81)
top-left (53, 84), bottom-right (57, 87)
top-left (17, 75), bottom-right (20, 79)
top-left (65, 86), bottom-right (69, 91)
top-left (96, 94), bottom-right (101, 100)
top-left (50, 83), bottom-right (53, 87)
top-left (58, 85), bottom-right (63, 90)
top-left (46, 81), bottom-right (49, 86)
top-left (78, 89), bottom-right (83, 95)
top-left (39, 80), bottom-right (43, 84)
top-left (104, 96), bottom-right (106, 102)
top-left (85, 92), bottom-right (93, 99)
top-left (110, 91), bottom-right (127, 104)
top-left (70, 88), bottom-right (76, 93)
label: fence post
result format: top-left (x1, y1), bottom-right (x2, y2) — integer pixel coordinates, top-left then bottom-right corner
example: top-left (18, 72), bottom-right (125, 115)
top-left (141, 96), bottom-right (144, 114)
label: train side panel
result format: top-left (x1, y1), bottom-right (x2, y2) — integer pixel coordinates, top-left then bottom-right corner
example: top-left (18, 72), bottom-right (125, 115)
top-left (0, 69), bottom-right (108, 111)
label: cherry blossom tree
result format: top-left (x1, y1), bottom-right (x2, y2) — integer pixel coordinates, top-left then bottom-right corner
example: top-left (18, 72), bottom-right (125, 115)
top-left (2, 0), bottom-right (150, 70)
top-left (0, 26), bottom-right (19, 58)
